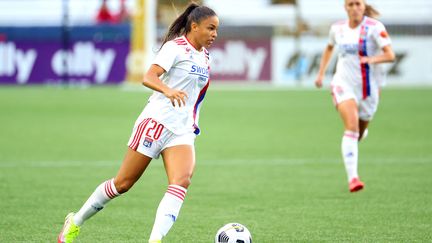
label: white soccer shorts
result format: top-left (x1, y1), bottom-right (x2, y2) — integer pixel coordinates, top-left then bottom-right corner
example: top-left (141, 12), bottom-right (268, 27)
top-left (331, 83), bottom-right (380, 121)
top-left (127, 117), bottom-right (196, 159)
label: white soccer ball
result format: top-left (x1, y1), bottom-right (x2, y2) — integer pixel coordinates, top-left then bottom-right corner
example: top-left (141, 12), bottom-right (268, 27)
top-left (214, 222), bottom-right (252, 243)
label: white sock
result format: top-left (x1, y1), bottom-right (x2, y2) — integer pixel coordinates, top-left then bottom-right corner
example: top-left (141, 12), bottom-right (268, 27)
top-left (149, 185), bottom-right (187, 241)
top-left (73, 178), bottom-right (120, 226)
top-left (341, 131), bottom-right (360, 182)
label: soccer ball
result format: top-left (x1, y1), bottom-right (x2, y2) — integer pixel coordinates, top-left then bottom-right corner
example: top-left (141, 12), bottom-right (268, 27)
top-left (214, 222), bottom-right (252, 243)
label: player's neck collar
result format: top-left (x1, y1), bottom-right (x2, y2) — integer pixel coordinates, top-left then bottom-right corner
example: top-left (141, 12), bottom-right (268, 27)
top-left (183, 35), bottom-right (203, 52)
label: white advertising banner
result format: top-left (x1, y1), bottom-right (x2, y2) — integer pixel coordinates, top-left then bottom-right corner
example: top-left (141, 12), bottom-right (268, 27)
top-left (272, 36), bottom-right (432, 86)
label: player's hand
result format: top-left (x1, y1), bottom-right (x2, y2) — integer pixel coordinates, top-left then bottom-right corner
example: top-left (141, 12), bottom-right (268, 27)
top-left (360, 56), bottom-right (370, 64)
top-left (315, 76), bottom-right (323, 88)
top-left (164, 88), bottom-right (188, 107)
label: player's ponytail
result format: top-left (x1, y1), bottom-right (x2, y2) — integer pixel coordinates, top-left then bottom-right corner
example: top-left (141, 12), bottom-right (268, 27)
top-left (160, 2), bottom-right (216, 47)
top-left (364, 3), bottom-right (380, 18)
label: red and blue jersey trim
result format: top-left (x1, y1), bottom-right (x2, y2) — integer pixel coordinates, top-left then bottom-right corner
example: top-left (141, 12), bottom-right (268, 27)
top-left (192, 80), bottom-right (210, 135)
top-left (358, 24), bottom-right (371, 99)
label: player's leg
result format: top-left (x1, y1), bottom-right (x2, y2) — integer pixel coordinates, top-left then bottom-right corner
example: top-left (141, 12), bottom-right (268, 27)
top-left (358, 88), bottom-right (379, 141)
top-left (149, 144), bottom-right (195, 242)
top-left (74, 148), bottom-right (152, 224)
top-left (337, 99), bottom-right (364, 192)
top-left (58, 148), bottom-right (152, 243)
top-left (359, 119), bottom-right (369, 141)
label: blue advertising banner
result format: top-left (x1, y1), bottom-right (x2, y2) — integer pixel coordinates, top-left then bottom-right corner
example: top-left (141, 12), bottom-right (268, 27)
top-left (0, 25), bottom-right (130, 85)
top-left (0, 40), bottom-right (129, 85)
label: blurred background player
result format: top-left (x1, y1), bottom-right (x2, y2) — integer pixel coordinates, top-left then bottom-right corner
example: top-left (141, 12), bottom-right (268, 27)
top-left (95, 0), bottom-right (114, 24)
top-left (314, 0), bottom-right (395, 192)
top-left (58, 3), bottom-right (219, 243)
top-left (114, 0), bottom-right (130, 23)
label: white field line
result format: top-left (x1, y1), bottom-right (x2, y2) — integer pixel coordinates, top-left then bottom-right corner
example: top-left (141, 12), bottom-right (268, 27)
top-left (121, 83), bottom-right (432, 93)
top-left (0, 157), bottom-right (431, 168)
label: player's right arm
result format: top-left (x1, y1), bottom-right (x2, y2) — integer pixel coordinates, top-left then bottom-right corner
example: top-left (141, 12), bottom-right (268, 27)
top-left (315, 44), bottom-right (334, 88)
top-left (143, 64), bottom-right (188, 107)
top-left (143, 41), bottom-right (188, 107)
top-left (315, 24), bottom-right (336, 88)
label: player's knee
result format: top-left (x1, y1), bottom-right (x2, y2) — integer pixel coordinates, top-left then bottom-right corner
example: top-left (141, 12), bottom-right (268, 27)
top-left (345, 122), bottom-right (359, 132)
top-left (170, 174), bottom-right (192, 189)
top-left (114, 179), bottom-right (135, 194)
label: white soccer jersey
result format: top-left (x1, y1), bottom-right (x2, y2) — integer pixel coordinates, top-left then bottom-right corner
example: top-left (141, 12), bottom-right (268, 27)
top-left (329, 16), bottom-right (391, 99)
top-left (140, 36), bottom-right (211, 135)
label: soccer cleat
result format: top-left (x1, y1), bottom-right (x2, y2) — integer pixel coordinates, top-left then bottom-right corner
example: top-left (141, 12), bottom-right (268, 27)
top-left (349, 178), bottom-right (364, 192)
top-left (58, 213), bottom-right (80, 243)
top-left (149, 240), bottom-right (162, 243)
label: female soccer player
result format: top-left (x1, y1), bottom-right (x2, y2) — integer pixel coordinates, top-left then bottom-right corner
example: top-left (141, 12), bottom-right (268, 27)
top-left (58, 3), bottom-right (218, 242)
top-left (315, 0), bottom-right (395, 192)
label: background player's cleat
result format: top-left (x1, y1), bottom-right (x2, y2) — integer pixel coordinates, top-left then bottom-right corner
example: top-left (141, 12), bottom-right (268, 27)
top-left (58, 213), bottom-right (80, 243)
top-left (360, 128), bottom-right (369, 141)
top-left (148, 240), bottom-right (161, 243)
top-left (349, 178), bottom-right (364, 192)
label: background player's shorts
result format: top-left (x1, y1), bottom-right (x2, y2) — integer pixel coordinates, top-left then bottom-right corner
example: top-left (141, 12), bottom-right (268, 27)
top-left (127, 117), bottom-right (196, 159)
top-left (331, 82), bottom-right (380, 121)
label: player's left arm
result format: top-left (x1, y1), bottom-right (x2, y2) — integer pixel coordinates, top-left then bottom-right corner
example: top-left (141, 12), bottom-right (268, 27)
top-left (360, 23), bottom-right (396, 65)
top-left (361, 45), bottom-right (395, 64)
top-left (144, 64), bottom-right (188, 107)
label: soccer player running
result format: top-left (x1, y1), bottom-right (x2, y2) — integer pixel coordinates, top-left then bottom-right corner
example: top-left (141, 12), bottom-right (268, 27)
top-left (58, 3), bottom-right (218, 242)
top-left (315, 0), bottom-right (395, 192)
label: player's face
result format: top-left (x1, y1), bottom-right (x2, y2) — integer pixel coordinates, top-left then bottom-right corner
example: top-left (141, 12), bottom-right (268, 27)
top-left (192, 15), bottom-right (219, 49)
top-left (345, 0), bottom-right (366, 22)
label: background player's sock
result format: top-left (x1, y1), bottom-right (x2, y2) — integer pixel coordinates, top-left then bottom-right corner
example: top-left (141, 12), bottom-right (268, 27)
top-left (149, 185), bottom-right (187, 241)
top-left (73, 178), bottom-right (120, 226)
top-left (341, 130), bottom-right (359, 181)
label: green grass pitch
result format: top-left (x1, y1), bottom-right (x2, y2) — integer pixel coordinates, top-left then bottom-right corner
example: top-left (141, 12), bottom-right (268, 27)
top-left (0, 86), bottom-right (431, 242)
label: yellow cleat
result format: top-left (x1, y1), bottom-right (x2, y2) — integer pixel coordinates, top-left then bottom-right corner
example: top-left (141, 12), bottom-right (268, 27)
top-left (149, 240), bottom-right (162, 243)
top-left (58, 213), bottom-right (80, 243)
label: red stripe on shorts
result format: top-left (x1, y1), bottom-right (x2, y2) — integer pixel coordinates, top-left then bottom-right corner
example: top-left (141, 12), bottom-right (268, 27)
top-left (129, 118), bottom-right (151, 150)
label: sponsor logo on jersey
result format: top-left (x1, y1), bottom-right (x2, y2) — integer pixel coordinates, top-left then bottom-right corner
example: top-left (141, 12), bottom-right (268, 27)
top-left (143, 137), bottom-right (153, 148)
top-left (340, 44), bottom-right (359, 55)
top-left (190, 65), bottom-right (209, 79)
